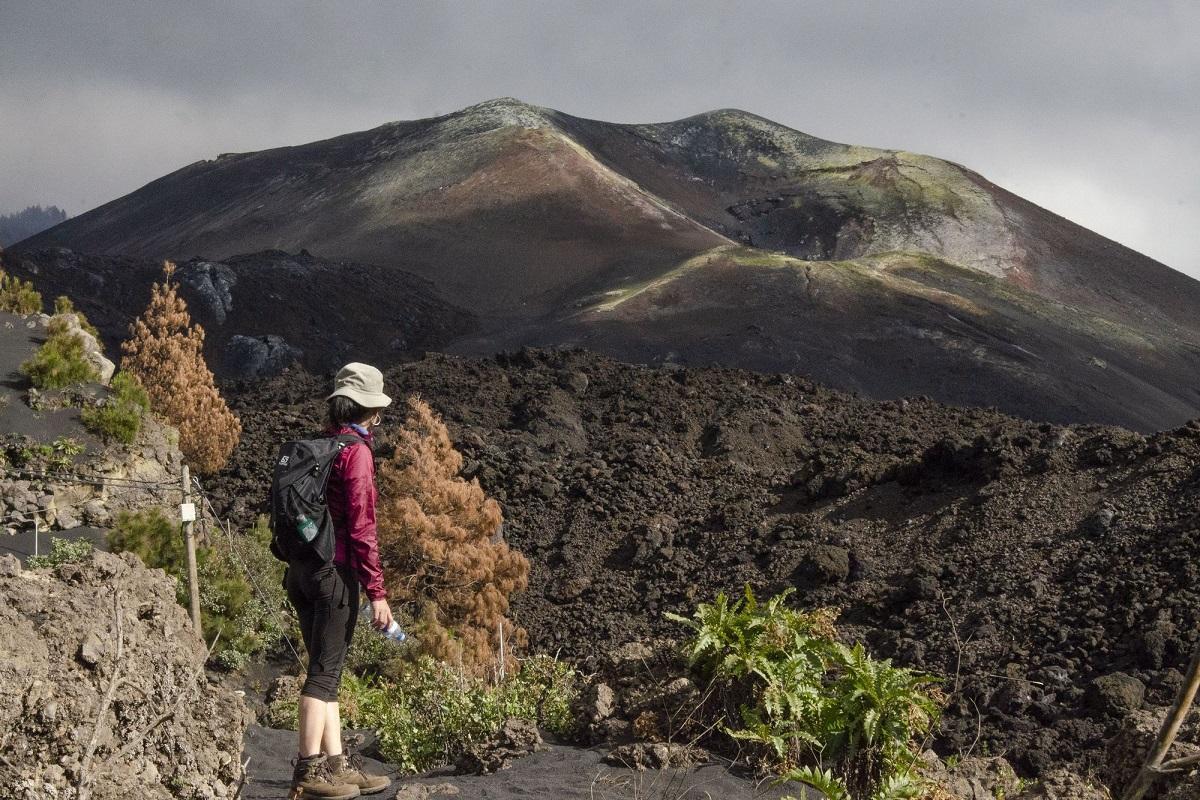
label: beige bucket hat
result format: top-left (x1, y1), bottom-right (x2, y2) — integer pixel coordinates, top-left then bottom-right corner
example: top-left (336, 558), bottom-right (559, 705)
top-left (327, 362), bottom-right (393, 408)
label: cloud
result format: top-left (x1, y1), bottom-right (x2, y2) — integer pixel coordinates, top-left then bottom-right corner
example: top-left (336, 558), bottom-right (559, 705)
top-left (0, 0), bottom-right (1195, 277)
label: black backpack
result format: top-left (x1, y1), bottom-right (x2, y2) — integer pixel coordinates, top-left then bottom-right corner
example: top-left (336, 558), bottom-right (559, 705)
top-left (268, 433), bottom-right (364, 564)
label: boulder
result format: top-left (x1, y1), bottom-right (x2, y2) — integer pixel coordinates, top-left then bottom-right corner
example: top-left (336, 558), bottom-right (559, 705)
top-left (455, 718), bottom-right (542, 775)
top-left (943, 756), bottom-right (1020, 799)
top-left (78, 630), bottom-right (106, 667)
top-left (221, 334), bottom-right (302, 380)
top-left (571, 681), bottom-right (618, 743)
top-left (82, 499), bottom-right (111, 527)
top-left (1106, 707), bottom-right (1200, 793)
top-left (57, 313), bottom-right (115, 385)
top-left (175, 260), bottom-right (236, 324)
top-left (922, 753), bottom-right (1020, 800)
top-left (557, 370), bottom-right (589, 395)
top-left (0, 553), bottom-right (20, 577)
top-left (1088, 672), bottom-right (1145, 716)
top-left (1011, 769), bottom-right (1110, 799)
top-left (608, 642), bottom-right (655, 675)
top-left (586, 683), bottom-right (617, 720)
top-left (604, 742), bottom-right (704, 771)
top-left (796, 545), bottom-right (851, 584)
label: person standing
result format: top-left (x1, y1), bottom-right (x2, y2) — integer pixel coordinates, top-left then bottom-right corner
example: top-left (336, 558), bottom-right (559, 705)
top-left (288, 363), bottom-right (394, 799)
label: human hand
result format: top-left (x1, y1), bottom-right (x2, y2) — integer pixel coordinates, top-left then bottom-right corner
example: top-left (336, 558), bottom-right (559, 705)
top-left (370, 598), bottom-right (393, 631)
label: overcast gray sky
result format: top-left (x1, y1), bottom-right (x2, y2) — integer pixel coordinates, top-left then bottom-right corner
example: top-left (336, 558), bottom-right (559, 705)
top-left (1, 1), bottom-right (1196, 278)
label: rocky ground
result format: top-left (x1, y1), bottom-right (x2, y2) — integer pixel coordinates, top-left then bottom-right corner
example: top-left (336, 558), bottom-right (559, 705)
top-left (207, 347), bottom-right (1200, 785)
top-left (0, 550), bottom-right (251, 799)
top-left (0, 309), bottom-right (184, 535)
top-left (242, 724), bottom-right (815, 800)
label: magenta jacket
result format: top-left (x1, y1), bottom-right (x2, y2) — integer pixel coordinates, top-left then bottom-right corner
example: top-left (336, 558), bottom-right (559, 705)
top-left (326, 424), bottom-right (387, 600)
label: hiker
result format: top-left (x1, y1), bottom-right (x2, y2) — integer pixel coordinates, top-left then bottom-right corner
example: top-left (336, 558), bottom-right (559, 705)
top-left (287, 363), bottom-right (393, 799)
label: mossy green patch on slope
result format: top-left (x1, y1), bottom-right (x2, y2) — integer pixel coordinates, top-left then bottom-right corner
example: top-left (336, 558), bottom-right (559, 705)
top-left (588, 243), bottom-right (1168, 362)
top-left (588, 245), bottom-right (986, 316)
top-left (629, 108), bottom-right (888, 173)
top-left (589, 247), bottom-right (735, 312)
top-left (868, 251), bottom-right (1168, 351)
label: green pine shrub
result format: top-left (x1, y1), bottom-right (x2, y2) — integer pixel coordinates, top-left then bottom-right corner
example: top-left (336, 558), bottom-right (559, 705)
top-left (81, 372), bottom-right (150, 444)
top-left (206, 515), bottom-right (289, 669)
top-left (667, 587), bottom-right (942, 800)
top-left (20, 317), bottom-right (99, 389)
top-left (0, 269), bottom-right (42, 314)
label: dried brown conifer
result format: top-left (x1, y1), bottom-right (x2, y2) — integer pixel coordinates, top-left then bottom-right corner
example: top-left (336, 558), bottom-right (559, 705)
top-left (120, 261), bottom-right (240, 473)
top-left (377, 396), bottom-right (530, 677)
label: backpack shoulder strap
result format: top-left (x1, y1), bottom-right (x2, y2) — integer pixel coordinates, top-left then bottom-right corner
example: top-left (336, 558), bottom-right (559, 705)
top-left (328, 431), bottom-right (373, 583)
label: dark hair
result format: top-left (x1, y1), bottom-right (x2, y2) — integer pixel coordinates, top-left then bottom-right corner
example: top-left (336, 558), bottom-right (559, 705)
top-left (328, 395), bottom-right (373, 428)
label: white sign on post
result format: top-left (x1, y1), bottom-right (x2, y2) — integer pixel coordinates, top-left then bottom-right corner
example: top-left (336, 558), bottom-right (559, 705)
top-left (180, 502), bottom-right (196, 522)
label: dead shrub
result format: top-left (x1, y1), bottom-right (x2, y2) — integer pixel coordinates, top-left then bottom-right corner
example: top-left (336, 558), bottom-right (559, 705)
top-left (120, 261), bottom-right (240, 473)
top-left (377, 396), bottom-right (530, 677)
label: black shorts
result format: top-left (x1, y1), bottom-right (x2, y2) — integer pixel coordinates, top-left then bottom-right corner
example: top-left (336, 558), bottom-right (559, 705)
top-left (286, 559), bottom-right (359, 702)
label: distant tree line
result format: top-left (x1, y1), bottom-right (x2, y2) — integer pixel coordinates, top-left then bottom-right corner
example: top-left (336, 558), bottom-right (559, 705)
top-left (0, 205), bottom-right (67, 246)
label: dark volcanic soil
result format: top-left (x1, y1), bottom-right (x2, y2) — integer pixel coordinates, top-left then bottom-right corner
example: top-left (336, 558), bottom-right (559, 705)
top-left (208, 348), bottom-right (1200, 779)
top-left (243, 725), bottom-right (811, 800)
top-left (7, 247), bottom-right (474, 378)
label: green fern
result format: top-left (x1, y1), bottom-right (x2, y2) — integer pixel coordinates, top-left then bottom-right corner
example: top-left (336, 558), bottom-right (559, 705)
top-left (870, 772), bottom-right (924, 800)
top-left (670, 587), bottom-right (941, 799)
top-left (782, 766), bottom-right (850, 800)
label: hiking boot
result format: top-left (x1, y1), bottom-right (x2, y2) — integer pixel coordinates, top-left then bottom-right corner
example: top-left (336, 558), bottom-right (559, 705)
top-left (289, 754), bottom-right (361, 800)
top-left (328, 751), bottom-right (391, 795)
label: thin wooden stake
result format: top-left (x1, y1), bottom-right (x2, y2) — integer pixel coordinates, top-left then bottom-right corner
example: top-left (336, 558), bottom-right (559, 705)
top-left (498, 620), bottom-right (506, 682)
top-left (1123, 644), bottom-right (1200, 800)
top-left (182, 465), bottom-right (201, 631)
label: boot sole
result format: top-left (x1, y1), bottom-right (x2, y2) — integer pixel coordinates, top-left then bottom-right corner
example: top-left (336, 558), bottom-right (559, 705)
top-left (359, 784), bottom-right (390, 796)
top-left (298, 790), bottom-right (361, 800)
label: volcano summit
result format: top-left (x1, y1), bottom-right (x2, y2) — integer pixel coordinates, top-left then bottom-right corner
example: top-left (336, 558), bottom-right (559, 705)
top-left (13, 98), bottom-right (1200, 430)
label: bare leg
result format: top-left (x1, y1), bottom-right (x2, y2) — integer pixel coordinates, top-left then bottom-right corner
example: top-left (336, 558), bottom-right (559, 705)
top-left (322, 701), bottom-right (343, 756)
top-left (297, 696), bottom-right (327, 757)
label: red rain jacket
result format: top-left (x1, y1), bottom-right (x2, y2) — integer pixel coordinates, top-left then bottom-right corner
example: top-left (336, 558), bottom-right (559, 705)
top-left (326, 425), bottom-right (387, 600)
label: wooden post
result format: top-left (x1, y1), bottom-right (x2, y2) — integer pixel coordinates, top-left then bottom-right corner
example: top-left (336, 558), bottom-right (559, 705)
top-left (498, 620), bottom-right (506, 682)
top-left (181, 465), bottom-right (201, 631)
top-left (1123, 644), bottom-right (1200, 800)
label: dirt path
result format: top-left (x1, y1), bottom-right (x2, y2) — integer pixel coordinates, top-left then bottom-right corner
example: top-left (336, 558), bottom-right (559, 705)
top-left (242, 725), bottom-right (811, 800)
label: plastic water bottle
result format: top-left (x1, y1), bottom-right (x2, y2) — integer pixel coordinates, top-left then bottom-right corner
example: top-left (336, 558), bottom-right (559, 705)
top-left (360, 603), bottom-right (406, 643)
top-left (296, 514), bottom-right (319, 543)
